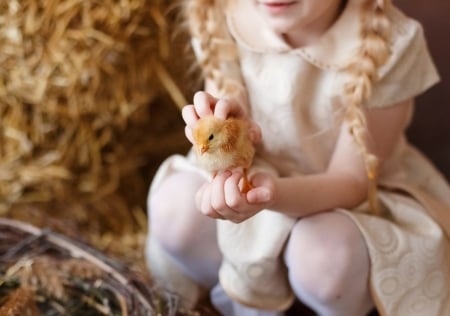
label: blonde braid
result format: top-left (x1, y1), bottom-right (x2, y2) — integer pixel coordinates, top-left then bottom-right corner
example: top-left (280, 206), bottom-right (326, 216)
top-left (343, 0), bottom-right (392, 215)
top-left (183, 0), bottom-right (243, 98)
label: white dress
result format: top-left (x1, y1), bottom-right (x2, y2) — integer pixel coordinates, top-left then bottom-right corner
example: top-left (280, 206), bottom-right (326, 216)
top-left (148, 0), bottom-right (450, 314)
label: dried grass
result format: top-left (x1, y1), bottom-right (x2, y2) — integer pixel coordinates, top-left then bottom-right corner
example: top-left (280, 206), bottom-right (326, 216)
top-left (0, 0), bottom-right (188, 207)
top-left (0, 1), bottom-right (206, 313)
top-left (0, 0), bottom-right (194, 268)
top-left (0, 287), bottom-right (39, 316)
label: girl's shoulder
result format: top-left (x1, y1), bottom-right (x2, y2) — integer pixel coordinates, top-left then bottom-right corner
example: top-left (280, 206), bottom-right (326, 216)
top-left (362, 7), bottom-right (440, 108)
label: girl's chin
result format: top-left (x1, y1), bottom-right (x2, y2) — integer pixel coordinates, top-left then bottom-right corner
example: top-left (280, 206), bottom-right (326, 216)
top-left (263, 19), bottom-right (297, 35)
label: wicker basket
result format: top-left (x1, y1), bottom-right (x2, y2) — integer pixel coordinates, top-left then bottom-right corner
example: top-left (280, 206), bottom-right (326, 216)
top-left (0, 218), bottom-right (219, 315)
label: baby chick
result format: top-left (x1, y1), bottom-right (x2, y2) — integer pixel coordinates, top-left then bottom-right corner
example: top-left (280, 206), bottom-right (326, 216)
top-left (193, 115), bottom-right (256, 193)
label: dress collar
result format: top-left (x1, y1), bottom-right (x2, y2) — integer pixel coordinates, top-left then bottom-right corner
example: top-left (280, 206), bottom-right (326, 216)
top-left (226, 0), bottom-right (365, 70)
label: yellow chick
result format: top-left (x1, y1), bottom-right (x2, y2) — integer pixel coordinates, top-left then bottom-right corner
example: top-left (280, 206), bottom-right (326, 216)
top-left (192, 116), bottom-right (256, 193)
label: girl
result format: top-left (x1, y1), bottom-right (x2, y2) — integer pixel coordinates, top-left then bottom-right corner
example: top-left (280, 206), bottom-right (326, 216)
top-left (146, 0), bottom-right (450, 315)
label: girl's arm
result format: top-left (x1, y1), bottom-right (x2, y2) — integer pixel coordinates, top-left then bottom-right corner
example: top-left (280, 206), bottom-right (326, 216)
top-left (195, 98), bottom-right (413, 223)
top-left (270, 98), bottom-right (413, 217)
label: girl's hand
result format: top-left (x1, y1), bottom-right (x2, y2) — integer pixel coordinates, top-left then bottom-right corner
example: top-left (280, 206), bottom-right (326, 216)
top-left (182, 91), bottom-right (261, 144)
top-left (195, 170), bottom-right (276, 223)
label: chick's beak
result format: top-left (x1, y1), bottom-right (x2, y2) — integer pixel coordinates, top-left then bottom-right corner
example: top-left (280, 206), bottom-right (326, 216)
top-left (200, 145), bottom-right (208, 154)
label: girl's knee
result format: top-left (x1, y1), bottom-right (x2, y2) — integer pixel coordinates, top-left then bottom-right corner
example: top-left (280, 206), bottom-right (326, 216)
top-left (285, 212), bottom-right (369, 304)
top-left (148, 172), bottom-right (212, 256)
top-left (148, 184), bottom-right (180, 248)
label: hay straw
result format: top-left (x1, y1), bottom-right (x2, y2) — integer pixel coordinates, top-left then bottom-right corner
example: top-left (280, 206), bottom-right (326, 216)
top-left (0, 0), bottom-right (187, 207)
top-left (0, 1), bottom-right (208, 312)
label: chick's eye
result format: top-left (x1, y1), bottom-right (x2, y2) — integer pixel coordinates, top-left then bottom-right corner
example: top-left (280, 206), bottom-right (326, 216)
top-left (208, 134), bottom-right (214, 141)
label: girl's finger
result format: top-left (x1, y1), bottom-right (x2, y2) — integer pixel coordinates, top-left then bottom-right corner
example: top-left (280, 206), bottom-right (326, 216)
top-left (210, 171), bottom-right (232, 212)
top-left (214, 99), bottom-right (232, 119)
top-left (245, 173), bottom-right (274, 204)
top-left (182, 104), bottom-right (199, 128)
top-left (224, 171), bottom-right (245, 208)
top-left (214, 99), bottom-right (245, 119)
top-left (246, 187), bottom-right (272, 204)
top-left (248, 121), bottom-right (262, 144)
top-left (197, 181), bottom-right (226, 221)
top-left (207, 211), bottom-right (225, 220)
top-left (184, 126), bottom-right (194, 144)
top-left (193, 91), bottom-right (216, 117)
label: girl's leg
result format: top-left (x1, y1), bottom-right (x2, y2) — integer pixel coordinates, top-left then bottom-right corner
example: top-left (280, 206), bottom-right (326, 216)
top-left (146, 171), bottom-right (222, 305)
top-left (210, 283), bottom-right (283, 316)
top-left (284, 212), bottom-right (374, 316)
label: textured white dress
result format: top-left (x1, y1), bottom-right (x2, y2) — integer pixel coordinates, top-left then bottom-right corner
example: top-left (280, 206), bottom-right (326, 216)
top-left (147, 0), bottom-right (450, 314)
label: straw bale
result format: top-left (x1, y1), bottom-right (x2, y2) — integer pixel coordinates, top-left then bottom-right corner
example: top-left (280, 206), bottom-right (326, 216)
top-left (0, 0), bottom-right (188, 208)
top-left (0, 1), bottom-right (209, 311)
top-left (0, 0), bottom-right (201, 286)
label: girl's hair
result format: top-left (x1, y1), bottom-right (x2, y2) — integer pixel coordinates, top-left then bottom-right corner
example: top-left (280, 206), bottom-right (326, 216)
top-left (183, 0), bottom-right (243, 98)
top-left (184, 0), bottom-right (393, 214)
top-left (343, 0), bottom-right (392, 214)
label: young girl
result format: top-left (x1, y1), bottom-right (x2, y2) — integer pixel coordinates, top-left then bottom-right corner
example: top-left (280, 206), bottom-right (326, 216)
top-left (146, 0), bottom-right (450, 315)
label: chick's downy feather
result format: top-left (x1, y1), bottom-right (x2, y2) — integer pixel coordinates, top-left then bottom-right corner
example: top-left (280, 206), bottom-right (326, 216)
top-left (193, 116), bottom-right (256, 192)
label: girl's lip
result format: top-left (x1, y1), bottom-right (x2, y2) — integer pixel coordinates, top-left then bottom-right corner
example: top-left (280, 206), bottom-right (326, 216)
top-left (262, 1), bottom-right (294, 5)
top-left (260, 1), bottom-right (295, 14)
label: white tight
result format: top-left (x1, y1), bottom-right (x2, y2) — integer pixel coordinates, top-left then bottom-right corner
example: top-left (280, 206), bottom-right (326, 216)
top-left (148, 172), bottom-right (374, 315)
top-left (284, 212), bottom-right (374, 316)
top-left (149, 171), bottom-right (221, 288)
